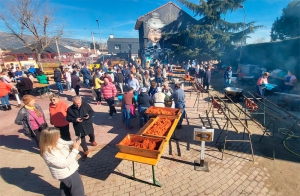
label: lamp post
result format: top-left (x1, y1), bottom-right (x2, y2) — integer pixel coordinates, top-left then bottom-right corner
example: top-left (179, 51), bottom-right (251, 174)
top-left (238, 4), bottom-right (246, 66)
top-left (95, 19), bottom-right (104, 63)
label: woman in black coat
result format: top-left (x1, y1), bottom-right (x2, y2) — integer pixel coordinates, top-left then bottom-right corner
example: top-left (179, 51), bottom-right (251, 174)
top-left (66, 96), bottom-right (95, 158)
top-left (71, 71), bottom-right (81, 96)
top-left (17, 74), bottom-right (33, 96)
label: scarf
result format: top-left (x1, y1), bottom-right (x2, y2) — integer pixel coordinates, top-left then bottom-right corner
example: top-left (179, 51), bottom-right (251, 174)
top-left (25, 105), bottom-right (42, 117)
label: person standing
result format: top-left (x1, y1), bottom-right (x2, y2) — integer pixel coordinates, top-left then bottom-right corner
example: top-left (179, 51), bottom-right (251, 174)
top-left (203, 67), bottom-right (211, 90)
top-left (80, 65), bottom-right (91, 88)
top-left (64, 68), bottom-right (72, 91)
top-left (101, 78), bottom-right (117, 120)
top-left (0, 79), bottom-right (13, 111)
top-left (148, 81), bottom-right (158, 99)
top-left (256, 72), bottom-right (270, 97)
top-left (93, 74), bottom-right (104, 105)
top-left (115, 69), bottom-right (125, 93)
top-left (71, 71), bottom-right (81, 96)
top-left (282, 71), bottom-right (297, 93)
top-left (66, 96), bottom-right (97, 158)
top-left (49, 94), bottom-right (71, 141)
top-left (197, 65), bottom-right (205, 85)
top-left (223, 66), bottom-right (232, 88)
top-left (122, 87), bottom-right (136, 130)
top-left (2, 69), bottom-right (22, 106)
top-left (15, 95), bottom-right (47, 147)
top-left (155, 66), bottom-right (163, 86)
top-left (17, 74), bottom-right (33, 97)
top-left (54, 68), bottom-right (64, 94)
top-left (39, 127), bottom-right (85, 196)
top-left (127, 73), bottom-right (140, 96)
top-left (143, 71), bottom-right (151, 90)
top-left (170, 84), bottom-right (185, 129)
top-left (152, 87), bottom-right (165, 107)
top-left (138, 87), bottom-right (151, 127)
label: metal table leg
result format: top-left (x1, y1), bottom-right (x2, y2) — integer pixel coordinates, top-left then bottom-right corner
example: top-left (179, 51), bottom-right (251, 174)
top-left (152, 165), bottom-right (161, 187)
top-left (132, 161), bottom-right (135, 179)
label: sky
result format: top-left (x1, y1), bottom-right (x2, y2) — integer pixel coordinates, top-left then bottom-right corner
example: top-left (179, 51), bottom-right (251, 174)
top-left (0, 0), bottom-right (291, 44)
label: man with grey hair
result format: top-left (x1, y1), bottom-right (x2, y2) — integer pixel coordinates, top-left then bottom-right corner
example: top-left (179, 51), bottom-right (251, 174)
top-left (66, 96), bottom-right (96, 158)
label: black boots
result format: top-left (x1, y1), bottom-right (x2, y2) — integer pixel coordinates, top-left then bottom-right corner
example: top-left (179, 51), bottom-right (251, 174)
top-left (1, 105), bottom-right (11, 111)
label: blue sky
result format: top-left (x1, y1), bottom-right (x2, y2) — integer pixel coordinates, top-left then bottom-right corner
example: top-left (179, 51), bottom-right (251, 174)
top-left (0, 0), bottom-right (291, 44)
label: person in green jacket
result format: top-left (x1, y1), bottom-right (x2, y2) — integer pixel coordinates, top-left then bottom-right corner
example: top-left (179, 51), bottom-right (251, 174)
top-left (37, 71), bottom-right (49, 84)
top-left (36, 71), bottom-right (50, 93)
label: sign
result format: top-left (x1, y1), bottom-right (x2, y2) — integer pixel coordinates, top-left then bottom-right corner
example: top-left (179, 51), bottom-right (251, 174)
top-left (194, 128), bottom-right (214, 142)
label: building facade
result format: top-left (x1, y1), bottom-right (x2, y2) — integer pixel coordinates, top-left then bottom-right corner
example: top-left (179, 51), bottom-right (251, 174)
top-left (134, 2), bottom-right (197, 67)
top-left (107, 37), bottom-right (139, 61)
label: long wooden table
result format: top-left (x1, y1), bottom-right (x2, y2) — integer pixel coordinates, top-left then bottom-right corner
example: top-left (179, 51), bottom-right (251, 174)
top-left (115, 113), bottom-right (182, 187)
top-left (33, 83), bottom-right (51, 98)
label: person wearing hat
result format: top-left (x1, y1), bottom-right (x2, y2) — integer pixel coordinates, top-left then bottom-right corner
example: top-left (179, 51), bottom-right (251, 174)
top-left (152, 87), bottom-right (165, 107)
top-left (138, 87), bottom-right (151, 127)
top-left (169, 84), bottom-right (185, 129)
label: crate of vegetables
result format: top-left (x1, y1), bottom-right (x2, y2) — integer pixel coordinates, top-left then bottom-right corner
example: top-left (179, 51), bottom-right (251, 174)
top-left (141, 116), bottom-right (177, 139)
top-left (144, 106), bottom-right (181, 117)
top-left (116, 134), bottom-right (165, 159)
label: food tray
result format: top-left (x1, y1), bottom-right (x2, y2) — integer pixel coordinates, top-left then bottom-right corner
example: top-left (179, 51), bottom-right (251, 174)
top-left (116, 134), bottom-right (165, 159)
top-left (141, 115), bottom-right (177, 139)
top-left (144, 106), bottom-right (181, 117)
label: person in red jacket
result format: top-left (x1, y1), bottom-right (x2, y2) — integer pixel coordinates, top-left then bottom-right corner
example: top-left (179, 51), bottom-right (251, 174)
top-left (49, 94), bottom-right (71, 141)
top-left (0, 79), bottom-right (12, 111)
top-left (101, 78), bottom-right (117, 119)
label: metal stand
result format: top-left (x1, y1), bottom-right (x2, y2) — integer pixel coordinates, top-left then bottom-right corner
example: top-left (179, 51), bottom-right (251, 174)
top-left (194, 141), bottom-right (209, 171)
top-left (131, 162), bottom-right (162, 187)
top-left (259, 117), bottom-right (277, 160)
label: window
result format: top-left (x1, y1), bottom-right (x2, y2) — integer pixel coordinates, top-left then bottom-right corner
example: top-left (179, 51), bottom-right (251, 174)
top-left (128, 44), bottom-right (132, 50)
top-left (114, 44), bottom-right (121, 50)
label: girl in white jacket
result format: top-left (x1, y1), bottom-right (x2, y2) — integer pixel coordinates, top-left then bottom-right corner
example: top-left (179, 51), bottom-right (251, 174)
top-left (40, 127), bottom-right (85, 196)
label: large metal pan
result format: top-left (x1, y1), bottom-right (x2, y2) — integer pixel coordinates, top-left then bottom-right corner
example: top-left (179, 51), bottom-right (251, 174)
top-left (224, 87), bottom-right (243, 97)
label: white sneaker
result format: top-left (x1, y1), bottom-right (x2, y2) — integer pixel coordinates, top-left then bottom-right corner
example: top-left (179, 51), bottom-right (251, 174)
top-left (108, 116), bottom-right (112, 120)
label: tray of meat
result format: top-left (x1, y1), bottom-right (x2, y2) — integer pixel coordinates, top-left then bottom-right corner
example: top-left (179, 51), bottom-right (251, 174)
top-left (141, 116), bottom-right (177, 139)
top-left (144, 106), bottom-right (181, 117)
top-left (116, 134), bottom-right (165, 159)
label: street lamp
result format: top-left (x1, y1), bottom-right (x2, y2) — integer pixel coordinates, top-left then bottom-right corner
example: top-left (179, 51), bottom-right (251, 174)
top-left (95, 19), bottom-right (104, 63)
top-left (238, 4), bottom-right (246, 66)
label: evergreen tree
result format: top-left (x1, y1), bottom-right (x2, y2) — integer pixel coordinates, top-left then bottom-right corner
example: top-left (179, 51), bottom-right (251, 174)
top-left (166, 0), bottom-right (261, 61)
top-left (271, 0), bottom-right (300, 41)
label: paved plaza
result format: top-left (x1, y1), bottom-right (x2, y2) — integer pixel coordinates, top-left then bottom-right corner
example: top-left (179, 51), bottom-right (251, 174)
top-left (0, 77), bottom-right (300, 196)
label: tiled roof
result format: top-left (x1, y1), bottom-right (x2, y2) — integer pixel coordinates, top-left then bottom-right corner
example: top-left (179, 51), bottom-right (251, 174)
top-left (8, 43), bottom-right (74, 54)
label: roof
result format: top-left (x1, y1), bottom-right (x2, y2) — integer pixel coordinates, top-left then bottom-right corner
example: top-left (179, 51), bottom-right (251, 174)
top-left (107, 38), bottom-right (139, 42)
top-left (9, 43), bottom-right (74, 54)
top-left (134, 1), bottom-right (185, 30)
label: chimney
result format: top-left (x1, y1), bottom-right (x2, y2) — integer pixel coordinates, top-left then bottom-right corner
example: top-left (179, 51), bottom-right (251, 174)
top-left (109, 34), bottom-right (114, 38)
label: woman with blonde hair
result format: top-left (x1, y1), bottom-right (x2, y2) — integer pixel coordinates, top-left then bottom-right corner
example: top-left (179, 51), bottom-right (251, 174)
top-left (40, 127), bottom-right (85, 196)
top-left (15, 95), bottom-right (47, 147)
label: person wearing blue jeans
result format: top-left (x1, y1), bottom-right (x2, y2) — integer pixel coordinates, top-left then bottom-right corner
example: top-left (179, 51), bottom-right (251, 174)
top-left (54, 68), bottom-right (63, 94)
top-left (80, 66), bottom-right (91, 88)
top-left (137, 87), bottom-right (151, 127)
top-left (122, 87), bottom-right (136, 130)
top-left (170, 84), bottom-right (186, 129)
top-left (223, 66), bottom-right (232, 88)
top-left (1, 94), bottom-right (11, 110)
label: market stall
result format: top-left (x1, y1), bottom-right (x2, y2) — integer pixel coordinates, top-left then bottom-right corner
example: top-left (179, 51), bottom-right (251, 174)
top-left (115, 107), bottom-right (182, 187)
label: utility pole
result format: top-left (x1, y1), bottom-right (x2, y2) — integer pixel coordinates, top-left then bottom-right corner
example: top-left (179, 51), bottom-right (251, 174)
top-left (91, 31), bottom-right (96, 55)
top-left (96, 20), bottom-right (104, 62)
top-left (55, 37), bottom-right (61, 62)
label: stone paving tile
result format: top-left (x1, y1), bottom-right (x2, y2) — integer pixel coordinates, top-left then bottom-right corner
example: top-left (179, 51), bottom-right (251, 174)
top-left (1, 85), bottom-right (296, 196)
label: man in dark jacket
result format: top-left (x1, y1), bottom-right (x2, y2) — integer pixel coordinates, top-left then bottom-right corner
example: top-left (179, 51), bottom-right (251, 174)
top-left (66, 96), bottom-right (96, 158)
top-left (115, 69), bottom-right (125, 93)
top-left (80, 65), bottom-right (91, 88)
top-left (138, 87), bottom-right (151, 127)
top-left (53, 68), bottom-right (63, 94)
top-left (203, 67), bottom-right (211, 90)
top-left (17, 74), bottom-right (33, 97)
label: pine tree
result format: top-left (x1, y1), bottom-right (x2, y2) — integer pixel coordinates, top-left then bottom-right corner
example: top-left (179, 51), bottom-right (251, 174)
top-left (166, 0), bottom-right (261, 61)
top-left (271, 0), bottom-right (300, 41)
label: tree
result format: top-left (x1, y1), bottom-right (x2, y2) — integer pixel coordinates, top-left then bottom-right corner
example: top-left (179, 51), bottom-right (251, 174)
top-left (0, 0), bottom-right (64, 69)
top-left (271, 0), bottom-right (300, 41)
top-left (166, 0), bottom-right (261, 62)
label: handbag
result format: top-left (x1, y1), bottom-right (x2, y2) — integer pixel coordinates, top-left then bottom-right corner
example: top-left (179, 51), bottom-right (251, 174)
top-left (27, 110), bottom-right (48, 132)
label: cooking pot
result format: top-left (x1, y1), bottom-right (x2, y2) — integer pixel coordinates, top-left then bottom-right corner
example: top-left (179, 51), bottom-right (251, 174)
top-left (224, 87), bottom-right (243, 97)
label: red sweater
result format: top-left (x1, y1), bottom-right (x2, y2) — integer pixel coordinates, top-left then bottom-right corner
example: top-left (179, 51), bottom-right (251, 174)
top-left (101, 83), bottom-right (117, 99)
top-left (49, 101), bottom-right (69, 127)
top-left (0, 82), bottom-right (12, 97)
